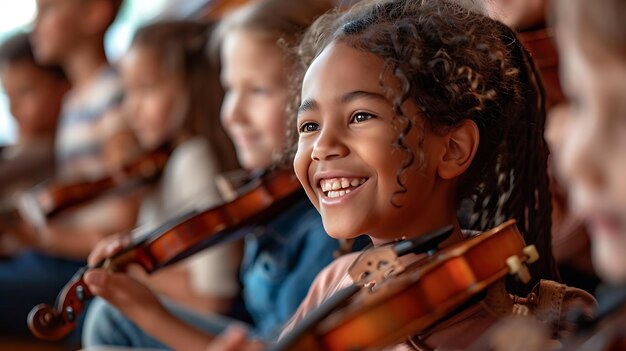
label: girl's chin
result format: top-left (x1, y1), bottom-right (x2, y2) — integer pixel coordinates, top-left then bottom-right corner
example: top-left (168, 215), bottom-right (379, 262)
top-left (326, 231), bottom-right (362, 241)
top-left (323, 224), bottom-right (366, 241)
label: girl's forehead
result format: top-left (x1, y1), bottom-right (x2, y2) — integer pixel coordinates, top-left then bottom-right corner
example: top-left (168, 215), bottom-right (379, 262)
top-left (302, 41), bottom-right (398, 101)
top-left (305, 42), bottom-right (382, 85)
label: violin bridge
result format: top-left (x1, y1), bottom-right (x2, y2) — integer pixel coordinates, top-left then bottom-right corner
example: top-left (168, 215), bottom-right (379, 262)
top-left (348, 246), bottom-right (405, 289)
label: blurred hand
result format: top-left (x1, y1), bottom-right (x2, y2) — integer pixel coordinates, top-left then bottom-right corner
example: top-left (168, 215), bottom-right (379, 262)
top-left (88, 232), bottom-right (131, 266)
top-left (84, 266), bottom-right (168, 324)
top-left (205, 325), bottom-right (265, 351)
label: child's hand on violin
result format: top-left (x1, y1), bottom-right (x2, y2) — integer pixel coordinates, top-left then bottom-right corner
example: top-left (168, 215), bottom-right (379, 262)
top-left (87, 232), bottom-right (132, 265)
top-left (205, 325), bottom-right (264, 351)
top-left (83, 233), bottom-right (169, 324)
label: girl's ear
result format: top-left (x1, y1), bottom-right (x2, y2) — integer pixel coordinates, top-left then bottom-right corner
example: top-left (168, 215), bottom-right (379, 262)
top-left (437, 119), bottom-right (479, 180)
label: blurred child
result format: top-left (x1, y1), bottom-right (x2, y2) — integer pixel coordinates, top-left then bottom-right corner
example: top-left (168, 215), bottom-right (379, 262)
top-left (484, 0), bottom-right (600, 294)
top-left (0, 32), bottom-right (68, 190)
top-left (467, 1), bottom-right (626, 349)
top-left (95, 20), bottom-right (242, 315)
top-left (552, 0), bottom-right (626, 341)
top-left (0, 0), bottom-right (135, 338)
top-left (0, 32), bottom-right (68, 254)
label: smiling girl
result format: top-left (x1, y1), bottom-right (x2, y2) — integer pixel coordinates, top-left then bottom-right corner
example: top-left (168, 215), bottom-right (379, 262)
top-left (202, 1), bottom-right (598, 350)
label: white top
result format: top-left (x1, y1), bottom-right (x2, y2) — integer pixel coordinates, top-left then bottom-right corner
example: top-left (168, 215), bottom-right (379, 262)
top-left (137, 137), bottom-right (240, 298)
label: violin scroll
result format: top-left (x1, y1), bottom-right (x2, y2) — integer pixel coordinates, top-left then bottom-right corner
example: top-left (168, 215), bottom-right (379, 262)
top-left (28, 304), bottom-right (74, 341)
top-left (27, 267), bottom-right (93, 341)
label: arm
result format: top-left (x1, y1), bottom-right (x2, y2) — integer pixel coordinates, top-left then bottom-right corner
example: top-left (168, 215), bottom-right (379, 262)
top-left (84, 269), bottom-right (219, 351)
top-left (83, 235), bottom-right (222, 351)
top-left (32, 193), bottom-right (141, 259)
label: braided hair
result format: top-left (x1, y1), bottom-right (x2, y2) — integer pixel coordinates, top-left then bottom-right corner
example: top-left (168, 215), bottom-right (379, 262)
top-left (292, 0), bottom-right (557, 294)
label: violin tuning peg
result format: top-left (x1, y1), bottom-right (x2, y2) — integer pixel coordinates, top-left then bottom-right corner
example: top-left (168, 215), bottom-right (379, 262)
top-left (506, 255), bottom-right (532, 284)
top-left (506, 255), bottom-right (522, 274)
top-left (523, 245), bottom-right (539, 264)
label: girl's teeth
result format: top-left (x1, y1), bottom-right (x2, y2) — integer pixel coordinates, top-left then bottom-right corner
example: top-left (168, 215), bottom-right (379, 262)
top-left (321, 177), bottom-right (366, 198)
top-left (341, 179), bottom-right (350, 188)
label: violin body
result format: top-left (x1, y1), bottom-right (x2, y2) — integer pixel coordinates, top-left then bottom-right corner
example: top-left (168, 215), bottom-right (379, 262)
top-left (275, 220), bottom-right (539, 351)
top-left (28, 169), bottom-right (303, 341)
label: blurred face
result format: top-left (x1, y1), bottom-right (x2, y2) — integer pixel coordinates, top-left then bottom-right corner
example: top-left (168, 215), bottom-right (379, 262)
top-left (485, 0), bottom-right (547, 30)
top-left (294, 42), bottom-right (447, 242)
top-left (120, 46), bottom-right (188, 150)
top-left (33, 0), bottom-right (85, 64)
top-left (220, 30), bottom-right (290, 171)
top-left (1, 60), bottom-right (67, 139)
top-left (557, 32), bottom-right (626, 285)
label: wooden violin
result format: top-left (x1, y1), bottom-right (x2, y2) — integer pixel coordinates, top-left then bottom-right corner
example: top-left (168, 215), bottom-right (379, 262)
top-left (519, 27), bottom-right (564, 109)
top-left (0, 144), bottom-right (170, 236)
top-left (272, 219), bottom-right (539, 351)
top-left (28, 169), bottom-right (303, 341)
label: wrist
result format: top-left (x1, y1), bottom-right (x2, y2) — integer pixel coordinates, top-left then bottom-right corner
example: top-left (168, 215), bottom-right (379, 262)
top-left (140, 299), bottom-right (173, 335)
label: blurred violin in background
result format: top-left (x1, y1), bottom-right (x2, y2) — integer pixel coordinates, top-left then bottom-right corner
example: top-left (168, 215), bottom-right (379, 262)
top-left (0, 143), bottom-right (170, 238)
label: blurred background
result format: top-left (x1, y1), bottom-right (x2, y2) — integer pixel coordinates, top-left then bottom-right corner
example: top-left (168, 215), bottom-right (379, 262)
top-left (0, 0), bottom-right (209, 146)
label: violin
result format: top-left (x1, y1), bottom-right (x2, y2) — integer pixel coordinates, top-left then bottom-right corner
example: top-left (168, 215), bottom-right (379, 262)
top-left (272, 220), bottom-right (539, 351)
top-left (28, 169), bottom-right (304, 341)
top-left (518, 27), bottom-right (565, 109)
top-left (0, 144), bottom-right (171, 234)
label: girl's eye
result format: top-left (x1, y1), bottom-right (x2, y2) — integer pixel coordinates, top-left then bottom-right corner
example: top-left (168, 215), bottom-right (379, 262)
top-left (299, 121), bottom-right (319, 133)
top-left (351, 112), bottom-right (375, 123)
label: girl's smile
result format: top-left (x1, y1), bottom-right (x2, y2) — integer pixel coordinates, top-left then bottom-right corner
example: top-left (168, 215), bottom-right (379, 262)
top-left (316, 174), bottom-right (369, 204)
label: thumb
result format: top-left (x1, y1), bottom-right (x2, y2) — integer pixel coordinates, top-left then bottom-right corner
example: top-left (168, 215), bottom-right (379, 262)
top-left (84, 269), bottom-right (128, 301)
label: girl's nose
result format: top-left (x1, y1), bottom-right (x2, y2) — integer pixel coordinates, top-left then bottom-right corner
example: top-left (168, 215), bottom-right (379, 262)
top-left (311, 128), bottom-right (349, 161)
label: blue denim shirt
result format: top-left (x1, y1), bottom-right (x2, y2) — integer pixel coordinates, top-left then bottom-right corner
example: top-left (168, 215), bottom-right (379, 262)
top-left (240, 197), bottom-right (344, 339)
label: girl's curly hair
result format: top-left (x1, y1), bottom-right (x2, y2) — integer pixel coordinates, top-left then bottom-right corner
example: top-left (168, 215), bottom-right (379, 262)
top-left (290, 0), bottom-right (557, 294)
